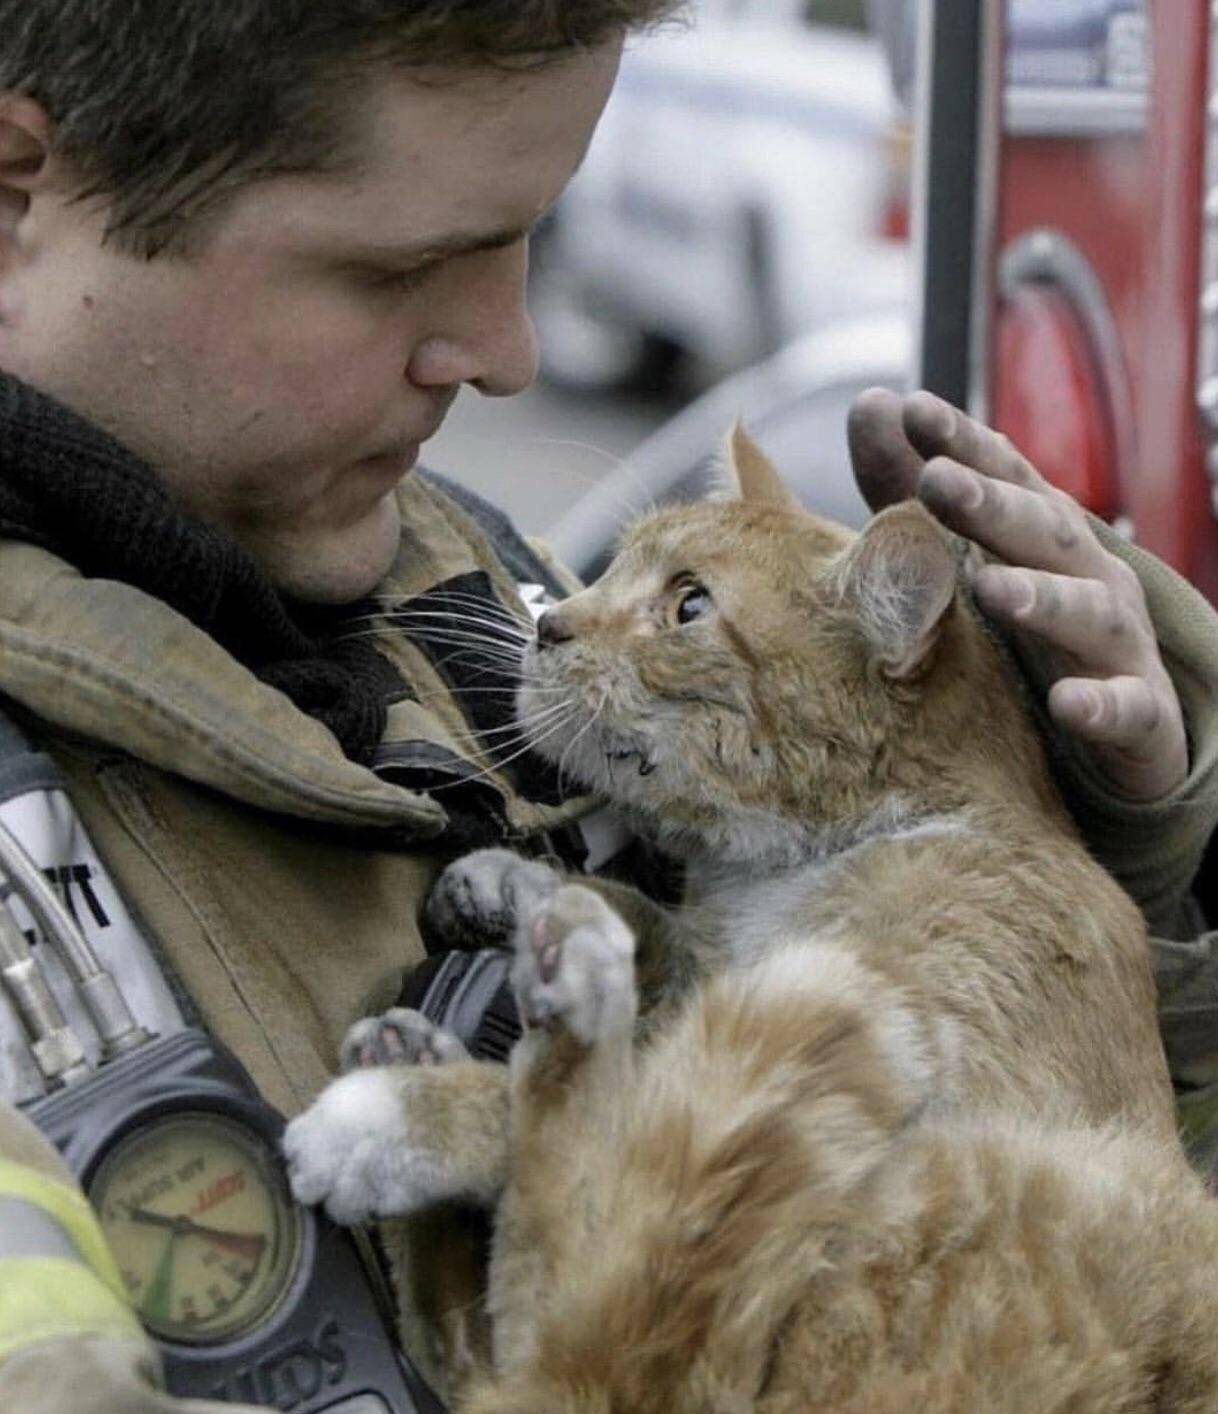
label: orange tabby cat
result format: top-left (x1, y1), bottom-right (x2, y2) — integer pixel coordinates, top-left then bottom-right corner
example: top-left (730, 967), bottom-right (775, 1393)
top-left (286, 431), bottom-right (1218, 1412)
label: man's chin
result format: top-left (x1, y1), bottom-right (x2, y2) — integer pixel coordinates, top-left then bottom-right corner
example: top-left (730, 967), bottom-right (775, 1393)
top-left (255, 498), bottom-right (403, 604)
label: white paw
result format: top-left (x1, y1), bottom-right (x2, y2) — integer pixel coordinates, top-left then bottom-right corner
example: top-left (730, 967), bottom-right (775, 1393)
top-left (425, 848), bottom-right (562, 950)
top-left (512, 884), bottom-right (636, 1045)
top-left (283, 1068), bottom-right (454, 1225)
top-left (340, 1007), bottom-right (469, 1073)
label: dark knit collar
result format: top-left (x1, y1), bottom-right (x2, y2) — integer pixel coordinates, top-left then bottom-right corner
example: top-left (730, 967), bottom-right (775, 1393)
top-left (0, 371), bottom-right (400, 765)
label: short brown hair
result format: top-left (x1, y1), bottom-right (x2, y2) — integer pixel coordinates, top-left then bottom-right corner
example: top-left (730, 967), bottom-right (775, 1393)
top-left (0, 1), bottom-right (683, 256)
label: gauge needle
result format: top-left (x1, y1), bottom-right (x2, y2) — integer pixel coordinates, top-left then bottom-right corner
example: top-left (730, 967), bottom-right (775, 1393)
top-left (144, 1233), bottom-right (176, 1324)
top-left (123, 1204), bottom-right (266, 1263)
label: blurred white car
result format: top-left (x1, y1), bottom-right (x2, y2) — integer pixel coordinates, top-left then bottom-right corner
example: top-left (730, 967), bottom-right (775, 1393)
top-left (532, 0), bottom-right (909, 393)
top-left (549, 308), bottom-right (912, 579)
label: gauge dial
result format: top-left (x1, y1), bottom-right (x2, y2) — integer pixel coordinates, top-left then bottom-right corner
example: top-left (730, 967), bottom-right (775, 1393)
top-left (88, 1112), bottom-right (303, 1345)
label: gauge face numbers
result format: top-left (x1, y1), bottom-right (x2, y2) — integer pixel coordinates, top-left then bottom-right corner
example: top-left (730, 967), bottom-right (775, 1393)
top-left (88, 1112), bottom-right (303, 1345)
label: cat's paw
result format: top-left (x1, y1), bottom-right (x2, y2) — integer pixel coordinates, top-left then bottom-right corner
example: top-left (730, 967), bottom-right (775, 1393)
top-left (340, 1007), bottom-right (469, 1073)
top-left (285, 1066), bottom-right (487, 1224)
top-left (425, 847), bottom-right (563, 950)
top-left (512, 884), bottom-right (636, 1046)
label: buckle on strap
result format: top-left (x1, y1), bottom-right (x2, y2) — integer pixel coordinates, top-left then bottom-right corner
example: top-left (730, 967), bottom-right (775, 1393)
top-left (399, 949), bottom-right (521, 1064)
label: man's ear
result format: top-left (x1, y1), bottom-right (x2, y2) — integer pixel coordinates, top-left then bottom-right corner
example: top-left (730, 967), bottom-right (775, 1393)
top-left (0, 96), bottom-right (54, 239)
top-left (837, 501), bottom-right (958, 680)
top-left (724, 421), bottom-right (802, 510)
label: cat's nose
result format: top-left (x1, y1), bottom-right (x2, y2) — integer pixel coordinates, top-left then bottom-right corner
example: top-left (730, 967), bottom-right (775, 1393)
top-left (536, 608), bottom-right (574, 649)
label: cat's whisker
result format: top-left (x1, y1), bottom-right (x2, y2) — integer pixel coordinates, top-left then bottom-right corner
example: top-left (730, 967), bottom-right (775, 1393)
top-left (428, 707), bottom-right (580, 792)
top-left (554, 694), bottom-right (607, 799)
top-left (406, 638), bottom-right (525, 665)
top-left (496, 435), bottom-right (657, 520)
top-left (408, 589), bottom-right (535, 622)
top-left (455, 705), bottom-right (575, 749)
top-left (402, 649), bottom-right (520, 675)
top-left (410, 684), bottom-right (567, 704)
top-left (434, 698), bottom-right (577, 756)
top-left (391, 602), bottom-right (533, 636)
top-left (387, 619), bottom-right (531, 649)
top-left (336, 626), bottom-right (529, 660)
top-left (341, 605), bottom-right (533, 649)
top-left (393, 588), bottom-right (534, 616)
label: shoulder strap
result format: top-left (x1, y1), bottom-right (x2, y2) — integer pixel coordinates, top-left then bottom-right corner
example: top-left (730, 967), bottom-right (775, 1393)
top-left (419, 468), bottom-right (573, 600)
top-left (0, 699), bottom-right (61, 807)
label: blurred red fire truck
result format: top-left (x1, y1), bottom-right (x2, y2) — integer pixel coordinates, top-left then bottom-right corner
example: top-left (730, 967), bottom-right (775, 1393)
top-left (919, 0), bottom-right (1218, 602)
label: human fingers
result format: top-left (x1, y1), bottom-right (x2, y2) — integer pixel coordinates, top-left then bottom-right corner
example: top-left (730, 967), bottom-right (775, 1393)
top-left (972, 563), bottom-right (1186, 798)
top-left (847, 386), bottom-right (926, 512)
top-left (1046, 674), bottom-right (1188, 800)
top-left (969, 563), bottom-right (1155, 671)
top-left (920, 457), bottom-right (1114, 583)
top-left (903, 390), bottom-right (1047, 493)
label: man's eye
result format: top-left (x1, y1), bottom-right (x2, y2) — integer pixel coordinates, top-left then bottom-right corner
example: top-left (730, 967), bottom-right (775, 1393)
top-left (365, 263), bottom-right (435, 293)
top-left (676, 586), bottom-right (712, 625)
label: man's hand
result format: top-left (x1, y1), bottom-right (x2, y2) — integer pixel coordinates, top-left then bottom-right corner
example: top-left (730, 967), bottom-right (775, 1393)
top-left (847, 387), bottom-right (1188, 802)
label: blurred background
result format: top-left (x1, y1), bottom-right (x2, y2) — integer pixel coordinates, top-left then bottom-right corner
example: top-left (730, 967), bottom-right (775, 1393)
top-left (425, 1), bottom-right (1218, 606)
top-left (426, 0), bottom-right (914, 569)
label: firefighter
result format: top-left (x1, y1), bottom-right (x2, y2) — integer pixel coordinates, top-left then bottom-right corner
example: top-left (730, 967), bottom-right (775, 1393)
top-left (0, 8), bottom-right (1214, 1414)
top-left (0, 4), bottom-right (669, 1410)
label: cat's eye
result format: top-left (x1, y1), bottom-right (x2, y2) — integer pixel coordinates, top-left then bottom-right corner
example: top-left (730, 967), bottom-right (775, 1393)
top-left (676, 585), bottom-right (712, 625)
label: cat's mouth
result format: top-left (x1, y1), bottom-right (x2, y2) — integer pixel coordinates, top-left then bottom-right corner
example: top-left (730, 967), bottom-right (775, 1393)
top-left (605, 745), bottom-right (657, 778)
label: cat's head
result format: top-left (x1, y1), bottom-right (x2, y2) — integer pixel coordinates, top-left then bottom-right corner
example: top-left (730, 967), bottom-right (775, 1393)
top-left (518, 428), bottom-right (1035, 864)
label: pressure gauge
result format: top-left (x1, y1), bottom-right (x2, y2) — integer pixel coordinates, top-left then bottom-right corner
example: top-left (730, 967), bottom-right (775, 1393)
top-left (27, 1027), bottom-right (445, 1413)
top-left (88, 1111), bottom-right (303, 1344)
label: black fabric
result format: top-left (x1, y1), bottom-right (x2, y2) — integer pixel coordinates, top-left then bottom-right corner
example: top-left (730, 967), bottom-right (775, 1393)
top-left (0, 371), bottom-right (401, 765)
top-left (1195, 828), bottom-right (1218, 929)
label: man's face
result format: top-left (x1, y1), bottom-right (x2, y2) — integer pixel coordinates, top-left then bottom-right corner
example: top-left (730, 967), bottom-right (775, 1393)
top-left (0, 44), bottom-right (622, 601)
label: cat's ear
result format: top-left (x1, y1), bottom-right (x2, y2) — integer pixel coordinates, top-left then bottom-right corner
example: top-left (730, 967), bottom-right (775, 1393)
top-left (838, 502), bottom-right (958, 680)
top-left (725, 422), bottom-right (801, 510)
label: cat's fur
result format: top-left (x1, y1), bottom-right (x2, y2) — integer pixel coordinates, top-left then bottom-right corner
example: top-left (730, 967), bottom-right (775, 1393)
top-left (286, 432), bottom-right (1218, 1411)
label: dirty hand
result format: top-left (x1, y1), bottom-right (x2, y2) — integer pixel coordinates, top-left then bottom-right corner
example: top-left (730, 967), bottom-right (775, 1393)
top-left (847, 387), bottom-right (1188, 802)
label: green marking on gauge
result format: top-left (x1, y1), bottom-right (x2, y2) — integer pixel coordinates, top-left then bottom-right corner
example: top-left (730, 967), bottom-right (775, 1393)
top-left (145, 1232), bottom-right (176, 1324)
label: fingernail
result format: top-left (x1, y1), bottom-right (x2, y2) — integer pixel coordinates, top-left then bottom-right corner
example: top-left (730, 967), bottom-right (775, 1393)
top-left (1077, 687), bottom-right (1101, 723)
top-left (924, 461), bottom-right (981, 512)
top-left (1007, 576), bottom-right (1036, 615)
top-left (976, 566), bottom-right (1032, 615)
top-left (931, 400), bottom-right (957, 442)
top-left (957, 469), bottom-right (982, 510)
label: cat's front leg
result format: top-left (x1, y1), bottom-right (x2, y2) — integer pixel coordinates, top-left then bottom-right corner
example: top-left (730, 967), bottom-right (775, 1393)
top-left (426, 847), bottom-right (699, 1028)
top-left (283, 1008), bottom-right (509, 1224)
top-left (487, 885), bottom-right (639, 1375)
top-left (510, 883), bottom-right (638, 1059)
top-left (424, 847), bottom-right (564, 951)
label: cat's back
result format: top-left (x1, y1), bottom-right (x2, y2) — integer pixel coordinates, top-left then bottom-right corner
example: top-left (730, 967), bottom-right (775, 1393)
top-left (708, 800), bottom-right (1174, 1138)
top-left (762, 1118), bottom-right (1218, 1414)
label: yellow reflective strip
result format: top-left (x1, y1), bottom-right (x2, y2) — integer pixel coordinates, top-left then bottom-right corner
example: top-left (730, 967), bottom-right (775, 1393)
top-left (0, 1257), bottom-right (144, 1364)
top-left (0, 1160), bottom-right (127, 1303)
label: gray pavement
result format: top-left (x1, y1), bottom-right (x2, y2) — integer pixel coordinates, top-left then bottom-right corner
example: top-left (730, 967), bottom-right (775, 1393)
top-left (422, 380), bottom-right (673, 537)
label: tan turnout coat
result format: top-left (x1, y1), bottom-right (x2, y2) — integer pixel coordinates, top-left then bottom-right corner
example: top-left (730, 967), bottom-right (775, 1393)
top-left (2, 476), bottom-right (1218, 1409)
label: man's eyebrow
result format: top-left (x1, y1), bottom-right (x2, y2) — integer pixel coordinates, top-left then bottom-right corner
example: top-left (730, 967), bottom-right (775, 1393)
top-left (336, 220), bottom-right (538, 268)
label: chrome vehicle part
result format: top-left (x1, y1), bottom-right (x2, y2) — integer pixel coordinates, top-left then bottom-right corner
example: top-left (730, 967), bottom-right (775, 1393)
top-left (914, 0), bottom-right (1003, 416)
top-left (1197, 0), bottom-right (1218, 507)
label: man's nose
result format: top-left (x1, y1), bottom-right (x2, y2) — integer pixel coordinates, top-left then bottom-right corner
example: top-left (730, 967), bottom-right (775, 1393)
top-left (406, 243), bottom-right (539, 397)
